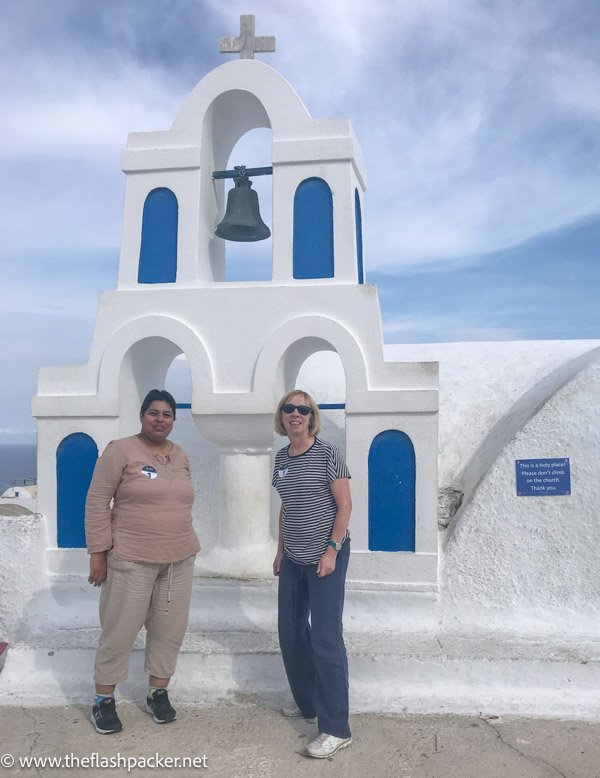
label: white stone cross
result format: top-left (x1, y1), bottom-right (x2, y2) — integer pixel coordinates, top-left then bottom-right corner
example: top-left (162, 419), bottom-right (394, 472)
top-left (219, 15), bottom-right (276, 60)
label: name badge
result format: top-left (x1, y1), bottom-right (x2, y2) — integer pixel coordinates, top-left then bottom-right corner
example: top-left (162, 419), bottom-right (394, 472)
top-left (278, 468), bottom-right (289, 479)
top-left (141, 465), bottom-right (157, 479)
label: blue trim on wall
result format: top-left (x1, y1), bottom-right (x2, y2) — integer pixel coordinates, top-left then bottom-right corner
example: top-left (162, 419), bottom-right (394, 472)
top-left (176, 403), bottom-right (345, 410)
top-left (368, 430), bottom-right (416, 552)
top-left (138, 188), bottom-right (178, 283)
top-left (293, 178), bottom-right (334, 279)
top-left (355, 189), bottom-right (364, 284)
top-left (56, 433), bottom-right (98, 548)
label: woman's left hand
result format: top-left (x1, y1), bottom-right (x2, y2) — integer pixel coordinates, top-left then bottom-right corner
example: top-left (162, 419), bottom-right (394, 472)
top-left (88, 551), bottom-right (108, 586)
top-left (317, 548), bottom-right (337, 578)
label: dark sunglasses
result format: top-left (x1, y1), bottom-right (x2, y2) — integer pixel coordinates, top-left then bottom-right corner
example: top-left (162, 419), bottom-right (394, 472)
top-left (281, 403), bottom-right (311, 416)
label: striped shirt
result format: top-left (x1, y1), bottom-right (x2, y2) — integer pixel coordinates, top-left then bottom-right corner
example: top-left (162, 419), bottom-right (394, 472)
top-left (272, 437), bottom-right (351, 564)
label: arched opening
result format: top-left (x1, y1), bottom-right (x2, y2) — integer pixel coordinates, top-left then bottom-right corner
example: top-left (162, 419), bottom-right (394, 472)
top-left (221, 128), bottom-right (273, 281)
top-left (165, 353), bottom-right (192, 407)
top-left (295, 351), bottom-right (346, 450)
top-left (293, 178), bottom-right (334, 279)
top-left (117, 337), bottom-right (183, 437)
top-left (138, 188), bottom-right (178, 283)
top-left (164, 354), bottom-right (218, 553)
top-left (56, 433), bottom-right (98, 548)
top-left (270, 345), bottom-right (347, 537)
top-left (368, 430), bottom-right (416, 551)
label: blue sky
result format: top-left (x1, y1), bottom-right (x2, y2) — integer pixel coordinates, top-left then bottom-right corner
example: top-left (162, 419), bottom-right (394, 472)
top-left (1, 0), bottom-right (600, 443)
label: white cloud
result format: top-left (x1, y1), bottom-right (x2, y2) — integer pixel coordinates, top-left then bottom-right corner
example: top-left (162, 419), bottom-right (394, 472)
top-left (1, 0), bottom-right (600, 441)
top-left (383, 313), bottom-right (523, 343)
top-left (3, 0), bottom-right (600, 268)
top-left (0, 62), bottom-right (183, 159)
top-left (543, 50), bottom-right (600, 120)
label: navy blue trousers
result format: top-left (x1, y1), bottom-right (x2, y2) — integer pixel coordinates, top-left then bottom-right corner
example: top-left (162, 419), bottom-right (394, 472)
top-left (277, 540), bottom-right (351, 739)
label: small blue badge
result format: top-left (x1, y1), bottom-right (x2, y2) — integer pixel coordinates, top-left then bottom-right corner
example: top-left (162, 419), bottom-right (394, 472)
top-left (141, 465), bottom-right (158, 479)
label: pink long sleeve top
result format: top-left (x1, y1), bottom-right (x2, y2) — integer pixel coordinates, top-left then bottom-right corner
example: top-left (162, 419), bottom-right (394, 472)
top-left (85, 435), bottom-right (200, 564)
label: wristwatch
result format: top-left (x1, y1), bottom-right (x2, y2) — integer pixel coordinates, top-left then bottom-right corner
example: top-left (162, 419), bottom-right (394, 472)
top-left (327, 539), bottom-right (342, 552)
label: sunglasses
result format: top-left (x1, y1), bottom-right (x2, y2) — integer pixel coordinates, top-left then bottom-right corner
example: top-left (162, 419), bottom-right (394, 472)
top-left (281, 403), bottom-right (312, 416)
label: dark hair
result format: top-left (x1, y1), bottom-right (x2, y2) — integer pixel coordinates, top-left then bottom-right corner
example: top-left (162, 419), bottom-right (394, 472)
top-left (140, 389), bottom-right (177, 419)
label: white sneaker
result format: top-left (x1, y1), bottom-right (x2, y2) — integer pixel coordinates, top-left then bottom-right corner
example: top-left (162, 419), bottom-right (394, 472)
top-left (282, 703), bottom-right (316, 723)
top-left (306, 732), bottom-right (352, 758)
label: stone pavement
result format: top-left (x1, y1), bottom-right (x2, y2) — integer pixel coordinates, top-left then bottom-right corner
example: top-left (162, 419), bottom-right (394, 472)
top-left (1, 703), bottom-right (599, 777)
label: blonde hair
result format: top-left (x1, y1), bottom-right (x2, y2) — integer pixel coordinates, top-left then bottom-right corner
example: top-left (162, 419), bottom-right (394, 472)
top-left (274, 389), bottom-right (321, 437)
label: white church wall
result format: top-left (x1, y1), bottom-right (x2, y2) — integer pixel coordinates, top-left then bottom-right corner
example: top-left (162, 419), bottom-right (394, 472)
top-left (384, 340), bottom-right (600, 488)
top-left (441, 354), bottom-right (600, 633)
top-left (0, 511), bottom-right (48, 639)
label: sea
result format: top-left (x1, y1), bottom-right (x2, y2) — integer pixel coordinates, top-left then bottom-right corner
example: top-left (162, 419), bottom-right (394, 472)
top-left (0, 444), bottom-right (37, 495)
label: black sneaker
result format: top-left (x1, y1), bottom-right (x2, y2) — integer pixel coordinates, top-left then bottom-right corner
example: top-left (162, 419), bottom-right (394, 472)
top-left (146, 688), bottom-right (176, 724)
top-left (90, 697), bottom-right (123, 734)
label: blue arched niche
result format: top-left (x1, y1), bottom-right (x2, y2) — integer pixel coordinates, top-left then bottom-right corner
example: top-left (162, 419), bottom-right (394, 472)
top-left (138, 188), bottom-right (178, 283)
top-left (355, 189), bottom-right (364, 284)
top-left (293, 178), bottom-right (334, 279)
top-left (56, 433), bottom-right (98, 548)
top-left (368, 430), bottom-right (416, 551)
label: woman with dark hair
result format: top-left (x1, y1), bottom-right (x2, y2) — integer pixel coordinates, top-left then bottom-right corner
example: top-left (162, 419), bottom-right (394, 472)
top-left (85, 389), bottom-right (200, 734)
top-left (272, 389), bottom-right (352, 759)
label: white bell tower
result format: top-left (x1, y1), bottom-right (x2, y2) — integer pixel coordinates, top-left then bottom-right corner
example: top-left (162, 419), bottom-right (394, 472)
top-left (33, 16), bottom-right (439, 585)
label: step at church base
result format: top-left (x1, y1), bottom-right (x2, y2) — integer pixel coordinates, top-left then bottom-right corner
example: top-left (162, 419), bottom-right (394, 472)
top-left (6, 579), bottom-right (440, 651)
top-left (5, 579), bottom-right (600, 718)
top-left (3, 647), bottom-right (600, 720)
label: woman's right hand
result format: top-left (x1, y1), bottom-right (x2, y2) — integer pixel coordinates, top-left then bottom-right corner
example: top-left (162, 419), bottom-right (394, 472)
top-left (88, 551), bottom-right (108, 586)
top-left (273, 549), bottom-right (284, 577)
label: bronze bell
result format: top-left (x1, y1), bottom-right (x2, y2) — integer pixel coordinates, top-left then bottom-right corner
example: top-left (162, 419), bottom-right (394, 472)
top-left (215, 166), bottom-right (271, 242)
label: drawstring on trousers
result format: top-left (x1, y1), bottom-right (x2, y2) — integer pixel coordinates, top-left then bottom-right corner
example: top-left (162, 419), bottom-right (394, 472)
top-left (165, 562), bottom-right (173, 613)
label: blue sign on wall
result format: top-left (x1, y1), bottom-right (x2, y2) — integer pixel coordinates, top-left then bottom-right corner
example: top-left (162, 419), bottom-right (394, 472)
top-left (515, 458), bottom-right (571, 496)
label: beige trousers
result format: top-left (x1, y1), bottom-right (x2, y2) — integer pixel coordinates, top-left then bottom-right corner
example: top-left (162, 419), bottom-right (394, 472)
top-left (94, 553), bottom-right (195, 685)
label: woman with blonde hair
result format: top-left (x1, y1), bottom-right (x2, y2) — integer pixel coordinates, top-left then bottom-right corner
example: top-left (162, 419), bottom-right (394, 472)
top-left (272, 389), bottom-right (352, 758)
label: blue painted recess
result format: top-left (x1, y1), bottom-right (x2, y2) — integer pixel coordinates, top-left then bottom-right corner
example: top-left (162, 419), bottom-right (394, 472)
top-left (368, 430), bottom-right (416, 551)
top-left (56, 433), bottom-right (98, 548)
top-left (138, 188), bottom-right (178, 283)
top-left (293, 178), bottom-right (334, 279)
top-left (355, 189), bottom-right (364, 284)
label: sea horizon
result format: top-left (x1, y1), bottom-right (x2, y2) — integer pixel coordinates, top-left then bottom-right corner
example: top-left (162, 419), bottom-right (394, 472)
top-left (0, 442), bottom-right (37, 495)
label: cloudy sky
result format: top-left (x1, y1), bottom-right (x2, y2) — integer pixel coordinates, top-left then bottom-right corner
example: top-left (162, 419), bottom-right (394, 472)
top-left (2, 0), bottom-right (600, 443)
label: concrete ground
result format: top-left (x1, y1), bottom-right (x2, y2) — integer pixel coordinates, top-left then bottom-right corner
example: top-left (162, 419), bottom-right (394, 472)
top-left (0, 703), bottom-right (599, 777)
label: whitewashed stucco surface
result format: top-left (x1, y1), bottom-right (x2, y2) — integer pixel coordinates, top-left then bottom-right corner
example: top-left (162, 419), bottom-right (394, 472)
top-left (385, 339), bottom-right (600, 488)
top-left (442, 354), bottom-right (600, 629)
